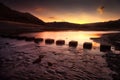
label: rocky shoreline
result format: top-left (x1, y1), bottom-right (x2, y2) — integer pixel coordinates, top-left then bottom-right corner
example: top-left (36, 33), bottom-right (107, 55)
top-left (92, 32), bottom-right (120, 80)
top-left (103, 53), bottom-right (120, 80)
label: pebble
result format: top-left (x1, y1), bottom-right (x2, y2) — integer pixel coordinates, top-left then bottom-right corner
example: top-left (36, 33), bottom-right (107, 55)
top-left (47, 62), bottom-right (53, 66)
top-left (47, 69), bottom-right (55, 74)
top-left (17, 56), bottom-right (23, 60)
top-left (32, 55), bottom-right (45, 64)
top-left (56, 69), bottom-right (66, 75)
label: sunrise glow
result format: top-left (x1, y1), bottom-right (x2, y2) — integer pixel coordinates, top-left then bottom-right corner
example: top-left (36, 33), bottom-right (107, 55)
top-left (1, 0), bottom-right (120, 24)
top-left (34, 10), bottom-right (120, 24)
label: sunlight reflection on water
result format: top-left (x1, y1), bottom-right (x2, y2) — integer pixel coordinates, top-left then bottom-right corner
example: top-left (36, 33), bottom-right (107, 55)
top-left (21, 31), bottom-right (118, 47)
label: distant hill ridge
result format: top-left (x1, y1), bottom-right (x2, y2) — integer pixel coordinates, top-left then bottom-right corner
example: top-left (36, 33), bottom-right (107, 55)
top-left (47, 19), bottom-right (120, 30)
top-left (0, 3), bottom-right (45, 25)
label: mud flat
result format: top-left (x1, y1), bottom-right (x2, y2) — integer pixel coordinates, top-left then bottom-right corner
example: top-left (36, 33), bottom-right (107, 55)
top-left (0, 37), bottom-right (113, 80)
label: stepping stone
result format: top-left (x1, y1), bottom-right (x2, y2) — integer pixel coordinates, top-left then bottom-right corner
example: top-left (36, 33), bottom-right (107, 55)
top-left (34, 38), bottom-right (43, 43)
top-left (56, 40), bottom-right (65, 45)
top-left (83, 42), bottom-right (92, 49)
top-left (45, 39), bottom-right (54, 44)
top-left (100, 44), bottom-right (111, 52)
top-left (69, 41), bottom-right (78, 47)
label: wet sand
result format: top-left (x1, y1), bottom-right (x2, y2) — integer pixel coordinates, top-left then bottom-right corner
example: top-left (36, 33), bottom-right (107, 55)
top-left (0, 37), bottom-right (113, 80)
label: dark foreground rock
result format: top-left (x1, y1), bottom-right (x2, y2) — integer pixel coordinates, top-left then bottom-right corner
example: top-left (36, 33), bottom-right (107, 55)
top-left (103, 52), bottom-right (120, 80)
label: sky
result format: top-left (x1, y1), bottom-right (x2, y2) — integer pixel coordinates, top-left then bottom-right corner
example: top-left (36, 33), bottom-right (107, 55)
top-left (0, 0), bottom-right (120, 24)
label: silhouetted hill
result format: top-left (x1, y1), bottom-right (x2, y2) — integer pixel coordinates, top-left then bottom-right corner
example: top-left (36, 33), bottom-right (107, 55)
top-left (84, 19), bottom-right (120, 30)
top-left (46, 22), bottom-right (87, 30)
top-left (0, 3), bottom-right (45, 25)
top-left (47, 19), bottom-right (120, 31)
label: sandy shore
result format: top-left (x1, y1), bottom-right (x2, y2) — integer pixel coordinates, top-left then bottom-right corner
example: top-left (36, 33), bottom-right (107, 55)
top-left (0, 36), bottom-right (114, 80)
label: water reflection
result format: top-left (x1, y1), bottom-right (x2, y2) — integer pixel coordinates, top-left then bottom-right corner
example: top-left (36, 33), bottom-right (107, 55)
top-left (21, 31), bottom-right (118, 47)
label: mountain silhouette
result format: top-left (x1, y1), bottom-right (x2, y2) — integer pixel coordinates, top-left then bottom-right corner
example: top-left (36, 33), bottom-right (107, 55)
top-left (47, 19), bottom-right (120, 31)
top-left (84, 19), bottom-right (120, 30)
top-left (0, 3), bottom-right (45, 25)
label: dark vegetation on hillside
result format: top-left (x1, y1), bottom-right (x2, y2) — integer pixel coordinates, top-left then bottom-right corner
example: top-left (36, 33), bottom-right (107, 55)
top-left (47, 19), bottom-right (120, 31)
top-left (0, 3), bottom-right (45, 25)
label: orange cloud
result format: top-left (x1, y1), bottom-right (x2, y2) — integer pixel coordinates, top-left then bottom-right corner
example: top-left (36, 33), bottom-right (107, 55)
top-left (97, 6), bottom-right (105, 14)
top-left (35, 7), bottom-right (47, 12)
top-left (48, 17), bottom-right (57, 19)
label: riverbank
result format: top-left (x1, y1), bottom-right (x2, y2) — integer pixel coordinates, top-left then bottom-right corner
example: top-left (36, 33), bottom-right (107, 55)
top-left (0, 36), bottom-right (113, 80)
top-left (0, 21), bottom-right (120, 35)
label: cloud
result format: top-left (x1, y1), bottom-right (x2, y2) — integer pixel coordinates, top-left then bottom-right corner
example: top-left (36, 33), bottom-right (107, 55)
top-left (35, 8), bottom-right (46, 12)
top-left (48, 16), bottom-right (65, 21)
top-left (48, 17), bottom-right (57, 19)
top-left (97, 6), bottom-right (105, 14)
